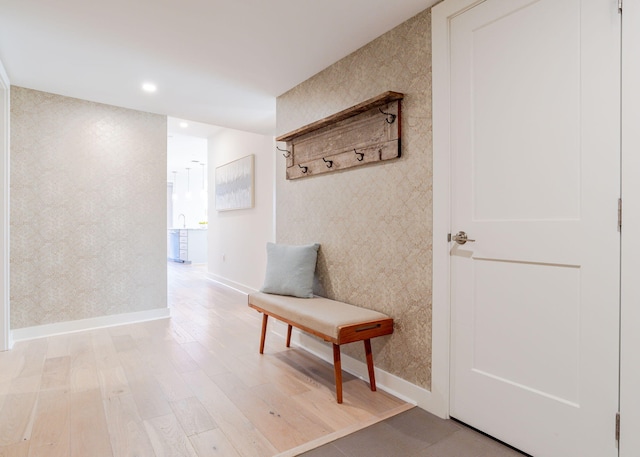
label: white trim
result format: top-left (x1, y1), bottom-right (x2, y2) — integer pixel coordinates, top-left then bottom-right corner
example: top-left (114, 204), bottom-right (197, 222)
top-left (431, 0), bottom-right (486, 421)
top-left (206, 273), bottom-right (257, 295)
top-left (620, 1), bottom-right (640, 455)
top-left (0, 60), bottom-right (9, 351)
top-left (11, 307), bottom-right (170, 343)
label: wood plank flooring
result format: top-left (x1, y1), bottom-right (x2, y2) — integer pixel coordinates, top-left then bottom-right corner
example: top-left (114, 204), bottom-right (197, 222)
top-left (0, 262), bottom-right (407, 456)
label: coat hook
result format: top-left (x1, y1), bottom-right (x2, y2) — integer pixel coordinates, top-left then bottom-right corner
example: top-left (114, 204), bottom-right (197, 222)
top-left (354, 149), bottom-right (364, 161)
top-left (379, 107), bottom-right (397, 124)
top-left (276, 146), bottom-right (291, 158)
top-left (322, 157), bottom-right (333, 168)
top-left (298, 164), bottom-right (308, 173)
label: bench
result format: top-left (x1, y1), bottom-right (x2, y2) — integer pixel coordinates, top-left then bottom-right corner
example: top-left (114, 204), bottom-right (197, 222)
top-left (248, 292), bottom-right (394, 403)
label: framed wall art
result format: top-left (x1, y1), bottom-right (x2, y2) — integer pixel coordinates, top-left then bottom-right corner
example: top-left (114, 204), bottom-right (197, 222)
top-left (215, 154), bottom-right (255, 211)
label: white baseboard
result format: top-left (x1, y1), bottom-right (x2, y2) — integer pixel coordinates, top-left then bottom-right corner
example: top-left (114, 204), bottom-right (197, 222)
top-left (206, 273), bottom-right (256, 295)
top-left (11, 307), bottom-right (171, 343)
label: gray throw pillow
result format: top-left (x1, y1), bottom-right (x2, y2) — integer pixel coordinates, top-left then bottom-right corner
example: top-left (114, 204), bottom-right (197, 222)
top-left (260, 242), bottom-right (320, 298)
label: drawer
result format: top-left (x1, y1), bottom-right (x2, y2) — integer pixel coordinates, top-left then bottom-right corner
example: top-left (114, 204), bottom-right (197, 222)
top-left (179, 230), bottom-right (188, 238)
top-left (179, 249), bottom-right (188, 260)
top-left (180, 241), bottom-right (188, 250)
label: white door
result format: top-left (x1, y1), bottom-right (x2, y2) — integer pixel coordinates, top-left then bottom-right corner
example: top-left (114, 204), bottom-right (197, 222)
top-left (448, 1), bottom-right (621, 456)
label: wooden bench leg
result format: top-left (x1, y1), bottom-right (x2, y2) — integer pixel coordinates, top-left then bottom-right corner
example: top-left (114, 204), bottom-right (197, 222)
top-left (332, 344), bottom-right (343, 403)
top-left (259, 314), bottom-right (268, 354)
top-left (364, 339), bottom-right (376, 391)
top-left (286, 324), bottom-right (292, 348)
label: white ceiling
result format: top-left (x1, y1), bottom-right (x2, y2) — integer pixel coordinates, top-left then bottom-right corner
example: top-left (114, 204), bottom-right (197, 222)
top-left (0, 0), bottom-right (437, 136)
top-left (167, 134), bottom-right (208, 182)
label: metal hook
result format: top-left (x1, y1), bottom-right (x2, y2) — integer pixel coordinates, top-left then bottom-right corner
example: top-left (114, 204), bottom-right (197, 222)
top-left (379, 107), bottom-right (397, 124)
top-left (298, 164), bottom-right (308, 173)
top-left (322, 157), bottom-right (333, 168)
top-left (277, 146), bottom-right (291, 158)
top-left (354, 149), bottom-right (364, 161)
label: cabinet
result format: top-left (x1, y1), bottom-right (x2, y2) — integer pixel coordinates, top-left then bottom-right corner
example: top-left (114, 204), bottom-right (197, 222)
top-left (168, 229), bottom-right (207, 264)
top-left (179, 230), bottom-right (188, 261)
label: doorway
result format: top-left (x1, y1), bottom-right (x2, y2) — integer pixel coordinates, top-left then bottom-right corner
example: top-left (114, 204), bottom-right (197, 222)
top-left (166, 126), bottom-right (209, 266)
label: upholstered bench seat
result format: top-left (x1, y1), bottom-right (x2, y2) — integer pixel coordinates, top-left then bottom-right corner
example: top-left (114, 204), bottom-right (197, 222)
top-left (248, 292), bottom-right (393, 403)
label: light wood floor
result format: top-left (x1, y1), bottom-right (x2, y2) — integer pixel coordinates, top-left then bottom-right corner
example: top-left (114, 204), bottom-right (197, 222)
top-left (0, 262), bottom-right (407, 457)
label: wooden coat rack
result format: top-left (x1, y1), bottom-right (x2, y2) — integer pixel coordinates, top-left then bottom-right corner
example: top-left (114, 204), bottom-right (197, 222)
top-left (276, 91), bottom-right (403, 180)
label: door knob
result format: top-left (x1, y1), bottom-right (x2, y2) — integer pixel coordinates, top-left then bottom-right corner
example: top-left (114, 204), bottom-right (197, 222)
top-left (451, 231), bottom-right (475, 245)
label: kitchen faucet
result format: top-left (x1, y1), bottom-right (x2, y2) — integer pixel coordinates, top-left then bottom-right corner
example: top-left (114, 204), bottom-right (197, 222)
top-left (178, 213), bottom-right (186, 228)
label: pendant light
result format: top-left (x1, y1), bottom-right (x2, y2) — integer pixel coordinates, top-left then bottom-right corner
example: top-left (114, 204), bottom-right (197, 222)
top-left (171, 171), bottom-right (178, 201)
top-left (185, 167), bottom-right (192, 200)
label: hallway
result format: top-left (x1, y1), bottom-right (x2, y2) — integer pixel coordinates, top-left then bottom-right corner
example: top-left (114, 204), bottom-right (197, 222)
top-left (0, 262), bottom-right (407, 456)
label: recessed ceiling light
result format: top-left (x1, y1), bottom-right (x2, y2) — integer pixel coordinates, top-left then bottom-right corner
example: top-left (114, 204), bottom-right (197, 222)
top-left (180, 122), bottom-right (188, 128)
top-left (142, 82), bottom-right (157, 93)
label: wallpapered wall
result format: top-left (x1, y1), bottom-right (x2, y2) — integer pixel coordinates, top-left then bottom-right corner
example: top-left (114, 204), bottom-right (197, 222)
top-left (276, 9), bottom-right (433, 389)
top-left (10, 87), bottom-right (167, 329)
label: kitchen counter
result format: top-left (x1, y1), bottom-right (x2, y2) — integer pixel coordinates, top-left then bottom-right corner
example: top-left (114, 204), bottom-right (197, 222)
top-left (168, 228), bottom-right (207, 263)
top-left (169, 227), bottom-right (208, 230)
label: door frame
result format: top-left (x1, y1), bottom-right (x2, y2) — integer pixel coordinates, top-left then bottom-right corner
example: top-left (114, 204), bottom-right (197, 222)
top-left (433, 0), bottom-right (633, 453)
top-left (0, 60), bottom-right (9, 351)
top-left (620, 1), bottom-right (640, 454)
top-left (431, 0), bottom-right (486, 420)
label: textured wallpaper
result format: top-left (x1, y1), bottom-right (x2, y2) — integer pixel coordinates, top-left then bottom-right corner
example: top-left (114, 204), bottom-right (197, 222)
top-left (10, 87), bottom-right (167, 329)
top-left (276, 9), bottom-right (433, 389)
